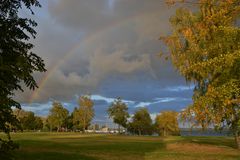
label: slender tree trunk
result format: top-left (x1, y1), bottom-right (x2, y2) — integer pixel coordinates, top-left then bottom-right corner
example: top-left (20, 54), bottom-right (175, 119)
top-left (163, 128), bottom-right (166, 137)
top-left (118, 124), bottom-right (121, 134)
top-left (138, 129), bottom-right (141, 136)
top-left (83, 118), bottom-right (85, 133)
top-left (234, 131), bottom-right (240, 149)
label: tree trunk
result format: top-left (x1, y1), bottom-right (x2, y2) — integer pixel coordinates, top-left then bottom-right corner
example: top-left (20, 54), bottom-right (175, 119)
top-left (163, 128), bottom-right (166, 137)
top-left (235, 132), bottom-right (240, 149)
top-left (83, 118), bottom-right (85, 133)
top-left (118, 124), bottom-right (121, 134)
top-left (138, 129), bottom-right (141, 136)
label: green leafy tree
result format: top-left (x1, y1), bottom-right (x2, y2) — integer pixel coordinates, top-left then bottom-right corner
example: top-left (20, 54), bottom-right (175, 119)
top-left (47, 102), bottom-right (69, 132)
top-left (34, 116), bottom-right (43, 130)
top-left (108, 98), bottom-right (129, 133)
top-left (155, 111), bottom-right (180, 136)
top-left (65, 114), bottom-right (74, 131)
top-left (73, 95), bottom-right (94, 132)
top-left (0, 0), bottom-right (45, 158)
top-left (72, 107), bottom-right (80, 131)
top-left (20, 111), bottom-right (36, 130)
top-left (128, 108), bottom-right (153, 135)
top-left (163, 0), bottom-right (240, 148)
top-left (45, 118), bottom-right (54, 132)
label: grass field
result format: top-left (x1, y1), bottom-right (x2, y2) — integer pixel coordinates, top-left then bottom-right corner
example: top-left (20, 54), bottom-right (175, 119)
top-left (1, 132), bottom-right (240, 160)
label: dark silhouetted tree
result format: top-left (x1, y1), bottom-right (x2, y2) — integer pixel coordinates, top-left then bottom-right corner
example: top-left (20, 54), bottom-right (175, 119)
top-left (14, 109), bottom-right (43, 131)
top-left (0, 0), bottom-right (45, 158)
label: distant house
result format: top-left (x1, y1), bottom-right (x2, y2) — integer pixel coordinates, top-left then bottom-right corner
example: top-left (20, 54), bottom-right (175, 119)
top-left (85, 129), bottom-right (95, 133)
top-left (101, 127), bottom-right (109, 133)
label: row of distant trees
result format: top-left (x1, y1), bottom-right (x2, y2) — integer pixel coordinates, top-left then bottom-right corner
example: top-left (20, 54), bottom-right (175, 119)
top-left (13, 96), bottom-right (179, 136)
top-left (46, 95), bottom-right (94, 132)
top-left (12, 95), bottom-right (94, 132)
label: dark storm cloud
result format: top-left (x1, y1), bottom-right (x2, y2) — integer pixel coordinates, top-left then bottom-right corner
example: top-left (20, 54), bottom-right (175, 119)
top-left (48, 0), bottom-right (171, 32)
top-left (15, 0), bottom-right (194, 122)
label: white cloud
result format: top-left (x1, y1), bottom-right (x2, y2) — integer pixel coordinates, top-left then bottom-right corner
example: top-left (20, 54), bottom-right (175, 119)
top-left (154, 97), bottom-right (177, 103)
top-left (91, 94), bottom-right (135, 104)
top-left (134, 97), bottom-right (191, 108)
top-left (91, 95), bottom-right (115, 103)
top-left (21, 102), bottom-right (52, 116)
top-left (134, 102), bottom-right (152, 108)
top-left (163, 85), bottom-right (194, 92)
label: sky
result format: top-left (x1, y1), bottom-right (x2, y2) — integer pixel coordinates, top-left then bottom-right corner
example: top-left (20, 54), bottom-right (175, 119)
top-left (15, 0), bottom-right (194, 124)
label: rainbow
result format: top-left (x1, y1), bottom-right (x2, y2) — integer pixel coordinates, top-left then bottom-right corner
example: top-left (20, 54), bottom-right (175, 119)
top-left (29, 10), bottom-right (161, 103)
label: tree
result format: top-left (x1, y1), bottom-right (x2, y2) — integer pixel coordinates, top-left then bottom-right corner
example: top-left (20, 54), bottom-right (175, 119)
top-left (73, 95), bottom-right (94, 133)
top-left (65, 114), bottom-right (74, 131)
top-left (34, 116), bottom-right (43, 130)
top-left (128, 108), bottom-right (153, 135)
top-left (0, 0), bottom-right (45, 158)
top-left (108, 98), bottom-right (129, 133)
top-left (47, 102), bottom-right (69, 132)
top-left (72, 107), bottom-right (80, 131)
top-left (14, 109), bottom-right (43, 131)
top-left (20, 111), bottom-right (35, 130)
top-left (155, 111), bottom-right (180, 136)
top-left (163, 0), bottom-right (240, 148)
top-left (20, 112), bottom-right (36, 130)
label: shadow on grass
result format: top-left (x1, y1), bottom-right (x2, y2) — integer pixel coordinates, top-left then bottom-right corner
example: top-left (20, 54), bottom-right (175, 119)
top-left (13, 135), bottom-right (166, 160)
top-left (14, 151), bottom-right (97, 160)
top-left (180, 136), bottom-right (236, 148)
top-left (12, 134), bottom-right (238, 160)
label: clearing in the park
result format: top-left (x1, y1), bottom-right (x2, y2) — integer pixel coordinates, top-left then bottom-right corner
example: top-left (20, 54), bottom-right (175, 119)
top-left (2, 132), bottom-right (240, 160)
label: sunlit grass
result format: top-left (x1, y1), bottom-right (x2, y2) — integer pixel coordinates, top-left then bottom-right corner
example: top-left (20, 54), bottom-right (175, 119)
top-left (1, 132), bottom-right (239, 160)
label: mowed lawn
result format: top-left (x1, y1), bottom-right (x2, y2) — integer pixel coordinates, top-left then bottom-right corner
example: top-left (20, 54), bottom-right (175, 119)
top-left (1, 132), bottom-right (240, 160)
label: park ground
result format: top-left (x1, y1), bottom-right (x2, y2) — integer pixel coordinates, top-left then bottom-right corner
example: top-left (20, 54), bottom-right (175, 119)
top-left (1, 132), bottom-right (240, 160)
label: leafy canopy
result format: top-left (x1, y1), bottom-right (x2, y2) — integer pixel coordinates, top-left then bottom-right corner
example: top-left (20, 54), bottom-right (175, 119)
top-left (128, 108), bottom-right (153, 135)
top-left (155, 111), bottom-right (180, 136)
top-left (163, 0), bottom-right (240, 148)
top-left (0, 0), bottom-right (45, 158)
top-left (47, 102), bottom-right (69, 131)
top-left (14, 109), bottom-right (43, 130)
top-left (73, 95), bottom-right (94, 132)
top-left (108, 98), bottom-right (129, 131)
